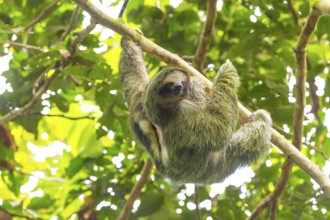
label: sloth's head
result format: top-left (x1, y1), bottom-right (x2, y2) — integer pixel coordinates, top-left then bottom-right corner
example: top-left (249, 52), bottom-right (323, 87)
top-left (149, 68), bottom-right (189, 107)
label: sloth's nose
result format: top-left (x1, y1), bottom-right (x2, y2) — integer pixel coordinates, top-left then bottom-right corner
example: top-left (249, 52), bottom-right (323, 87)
top-left (172, 83), bottom-right (183, 91)
top-left (166, 82), bottom-right (183, 92)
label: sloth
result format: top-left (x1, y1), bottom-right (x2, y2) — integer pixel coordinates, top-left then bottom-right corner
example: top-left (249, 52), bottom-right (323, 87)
top-left (119, 36), bottom-right (272, 184)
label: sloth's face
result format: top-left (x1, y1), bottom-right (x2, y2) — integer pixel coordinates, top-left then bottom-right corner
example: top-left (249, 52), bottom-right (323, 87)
top-left (155, 70), bottom-right (189, 107)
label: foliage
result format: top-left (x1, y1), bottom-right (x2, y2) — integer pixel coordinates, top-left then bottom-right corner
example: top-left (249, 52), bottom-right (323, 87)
top-left (0, 0), bottom-right (329, 219)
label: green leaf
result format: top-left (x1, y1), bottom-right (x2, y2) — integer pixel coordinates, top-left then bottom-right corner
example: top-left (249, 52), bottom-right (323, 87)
top-left (65, 157), bottom-right (85, 178)
top-left (134, 192), bottom-right (165, 217)
top-left (49, 94), bottom-right (70, 112)
top-left (28, 51), bottom-right (62, 69)
top-left (90, 62), bottom-right (112, 80)
top-left (1, 171), bottom-right (26, 196)
top-left (27, 194), bottom-right (56, 210)
top-left (81, 34), bottom-right (100, 48)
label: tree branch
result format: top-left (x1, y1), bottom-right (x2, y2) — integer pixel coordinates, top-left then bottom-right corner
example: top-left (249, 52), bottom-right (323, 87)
top-left (118, 0), bottom-right (130, 18)
top-left (52, 6), bottom-right (81, 47)
top-left (287, 0), bottom-right (299, 26)
top-left (305, 143), bottom-right (329, 161)
top-left (116, 159), bottom-right (153, 220)
top-left (0, 68), bottom-right (61, 125)
top-left (248, 8), bottom-right (323, 219)
top-left (73, 0), bottom-right (330, 198)
top-left (194, 0), bottom-right (218, 73)
top-left (194, 185), bottom-right (201, 220)
top-left (292, 9), bottom-right (321, 150)
top-left (24, 112), bottom-right (95, 120)
top-left (2, 41), bottom-right (44, 52)
top-left (308, 77), bottom-right (320, 119)
top-left (0, 20), bottom-right (96, 126)
top-left (73, 0), bottom-right (212, 91)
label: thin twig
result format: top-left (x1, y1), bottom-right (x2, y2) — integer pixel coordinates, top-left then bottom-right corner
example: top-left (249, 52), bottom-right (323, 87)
top-left (308, 78), bottom-right (320, 120)
top-left (0, 20), bottom-right (97, 126)
top-left (24, 0), bottom-right (61, 31)
top-left (268, 161), bottom-right (292, 219)
top-left (32, 65), bottom-right (53, 95)
top-left (52, 6), bottom-right (81, 47)
top-left (0, 69), bottom-right (62, 125)
top-left (118, 0), bottom-right (130, 18)
top-left (271, 126), bottom-right (328, 161)
top-left (24, 112), bottom-right (95, 120)
top-left (71, 19), bottom-right (97, 52)
top-left (287, 0), bottom-right (299, 26)
top-left (194, 185), bottom-right (201, 220)
top-left (247, 159), bottom-right (293, 220)
top-left (74, 0), bottom-right (330, 198)
top-left (270, 200), bottom-right (278, 220)
top-left (304, 142), bottom-right (330, 161)
top-left (116, 159), bottom-right (153, 220)
top-left (15, 169), bottom-right (65, 183)
top-left (194, 0), bottom-right (218, 73)
top-left (63, 7), bottom-right (81, 37)
top-left (2, 41), bottom-right (45, 52)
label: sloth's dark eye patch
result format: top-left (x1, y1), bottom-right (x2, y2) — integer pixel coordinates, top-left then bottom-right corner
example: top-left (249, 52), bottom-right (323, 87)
top-left (158, 82), bottom-right (183, 95)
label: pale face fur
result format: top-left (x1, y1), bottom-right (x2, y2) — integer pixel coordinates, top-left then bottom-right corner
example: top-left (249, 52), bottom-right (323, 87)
top-left (155, 71), bottom-right (189, 107)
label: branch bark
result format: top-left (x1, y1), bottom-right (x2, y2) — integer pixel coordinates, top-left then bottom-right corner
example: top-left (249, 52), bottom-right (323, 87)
top-left (194, 0), bottom-right (218, 73)
top-left (194, 185), bottom-right (201, 220)
top-left (287, 0), bottom-right (299, 26)
top-left (308, 77), bottom-right (320, 119)
top-left (73, 0), bottom-right (212, 91)
top-left (116, 159), bottom-right (153, 220)
top-left (73, 0), bottom-right (330, 198)
top-left (2, 41), bottom-right (44, 52)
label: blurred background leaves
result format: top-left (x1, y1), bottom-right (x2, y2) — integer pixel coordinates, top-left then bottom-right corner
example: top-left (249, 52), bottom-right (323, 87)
top-left (0, 0), bottom-right (329, 219)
